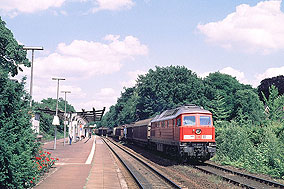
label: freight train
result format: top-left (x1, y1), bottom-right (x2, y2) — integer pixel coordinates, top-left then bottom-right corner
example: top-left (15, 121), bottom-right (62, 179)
top-left (98, 104), bottom-right (216, 162)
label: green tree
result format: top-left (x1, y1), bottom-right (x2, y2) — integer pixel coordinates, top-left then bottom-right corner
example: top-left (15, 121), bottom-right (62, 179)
top-left (136, 66), bottom-right (206, 120)
top-left (116, 87), bottom-right (139, 124)
top-left (209, 91), bottom-right (231, 122)
top-left (0, 18), bottom-right (29, 76)
top-left (0, 16), bottom-right (39, 188)
top-left (262, 85), bottom-right (284, 121)
top-left (98, 87), bottom-right (138, 127)
top-left (233, 89), bottom-right (265, 124)
top-left (100, 66), bottom-right (207, 126)
top-left (204, 72), bottom-right (253, 120)
top-left (98, 105), bottom-right (117, 127)
top-left (258, 75), bottom-right (284, 102)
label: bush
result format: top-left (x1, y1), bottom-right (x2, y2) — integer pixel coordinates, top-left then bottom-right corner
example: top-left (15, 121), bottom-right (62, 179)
top-left (249, 123), bottom-right (284, 178)
top-left (214, 122), bottom-right (255, 167)
top-left (0, 71), bottom-right (40, 188)
top-left (34, 150), bottom-right (58, 172)
top-left (214, 121), bottom-right (284, 179)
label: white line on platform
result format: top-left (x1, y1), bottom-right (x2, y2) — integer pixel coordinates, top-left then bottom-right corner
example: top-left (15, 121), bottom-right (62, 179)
top-left (85, 135), bottom-right (96, 164)
top-left (56, 163), bottom-right (85, 165)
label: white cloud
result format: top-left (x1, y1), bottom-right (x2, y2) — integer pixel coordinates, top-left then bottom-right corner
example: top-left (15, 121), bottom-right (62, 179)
top-left (81, 70), bottom-right (147, 112)
top-left (60, 10), bottom-right (67, 16)
top-left (199, 71), bottom-right (211, 79)
top-left (198, 66), bottom-right (284, 88)
top-left (32, 83), bottom-right (86, 102)
top-left (14, 35), bottom-right (147, 111)
top-left (78, 87), bottom-right (119, 111)
top-left (255, 66), bottom-right (284, 84)
top-left (52, 10), bottom-right (68, 16)
top-left (0, 0), bottom-right (66, 16)
top-left (97, 88), bottom-right (116, 96)
top-left (34, 35), bottom-right (148, 80)
top-left (121, 70), bottom-right (146, 88)
top-left (197, 0), bottom-right (284, 54)
top-left (198, 67), bottom-right (248, 84)
top-left (92, 0), bottom-right (134, 12)
top-left (219, 67), bottom-right (248, 84)
top-left (0, 0), bottom-right (134, 16)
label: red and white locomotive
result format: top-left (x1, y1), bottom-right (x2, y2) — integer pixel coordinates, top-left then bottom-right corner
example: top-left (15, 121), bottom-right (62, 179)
top-left (150, 104), bottom-right (216, 161)
top-left (113, 105), bottom-right (216, 162)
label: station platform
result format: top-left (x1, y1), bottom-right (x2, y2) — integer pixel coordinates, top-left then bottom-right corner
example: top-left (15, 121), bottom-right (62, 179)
top-left (35, 136), bottom-right (127, 189)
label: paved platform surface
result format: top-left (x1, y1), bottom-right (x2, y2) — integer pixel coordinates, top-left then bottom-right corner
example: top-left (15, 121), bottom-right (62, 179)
top-left (85, 137), bottom-right (127, 189)
top-left (35, 136), bottom-right (127, 189)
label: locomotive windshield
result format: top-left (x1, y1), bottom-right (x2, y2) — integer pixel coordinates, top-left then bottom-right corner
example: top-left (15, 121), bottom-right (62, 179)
top-left (200, 116), bottom-right (211, 125)
top-left (183, 116), bottom-right (196, 126)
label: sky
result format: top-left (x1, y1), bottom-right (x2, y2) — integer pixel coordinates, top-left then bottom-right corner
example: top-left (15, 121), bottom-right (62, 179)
top-left (1, 0), bottom-right (284, 112)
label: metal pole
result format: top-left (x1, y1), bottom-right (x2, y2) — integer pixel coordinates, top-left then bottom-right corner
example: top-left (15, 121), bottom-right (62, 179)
top-left (64, 92), bottom-right (66, 146)
top-left (61, 91), bottom-right (71, 146)
top-left (23, 46), bottom-right (43, 107)
top-left (56, 80), bottom-right (59, 116)
top-left (52, 78), bottom-right (65, 150)
top-left (54, 80), bottom-right (59, 150)
top-left (73, 116), bottom-right (76, 142)
top-left (69, 113), bottom-right (72, 145)
top-left (30, 50), bottom-right (34, 107)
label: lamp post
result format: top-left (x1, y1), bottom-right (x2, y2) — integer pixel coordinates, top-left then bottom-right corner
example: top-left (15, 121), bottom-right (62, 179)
top-left (23, 46), bottom-right (43, 107)
top-left (52, 77), bottom-right (65, 150)
top-left (61, 91), bottom-right (71, 146)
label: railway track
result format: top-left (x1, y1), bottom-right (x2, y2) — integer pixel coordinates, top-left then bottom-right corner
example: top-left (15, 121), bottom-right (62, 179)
top-left (101, 137), bottom-right (182, 189)
top-left (194, 162), bottom-right (284, 189)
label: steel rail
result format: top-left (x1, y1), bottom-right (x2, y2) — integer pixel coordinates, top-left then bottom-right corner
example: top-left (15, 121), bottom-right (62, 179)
top-left (204, 162), bottom-right (284, 188)
top-left (194, 165), bottom-right (256, 189)
top-left (101, 137), bottom-right (144, 189)
top-left (104, 137), bottom-right (182, 189)
top-left (194, 162), bottom-right (284, 189)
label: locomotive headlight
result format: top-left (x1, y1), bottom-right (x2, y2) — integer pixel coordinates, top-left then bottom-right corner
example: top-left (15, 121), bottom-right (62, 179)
top-left (196, 129), bottom-right (201, 135)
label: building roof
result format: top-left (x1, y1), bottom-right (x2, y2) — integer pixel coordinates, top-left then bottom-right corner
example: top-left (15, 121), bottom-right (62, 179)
top-left (77, 108), bottom-right (106, 123)
top-left (38, 107), bottom-right (105, 124)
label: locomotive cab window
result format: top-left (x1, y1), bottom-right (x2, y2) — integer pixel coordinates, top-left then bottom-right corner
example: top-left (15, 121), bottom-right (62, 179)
top-left (200, 116), bottom-right (211, 126)
top-left (183, 116), bottom-right (196, 126)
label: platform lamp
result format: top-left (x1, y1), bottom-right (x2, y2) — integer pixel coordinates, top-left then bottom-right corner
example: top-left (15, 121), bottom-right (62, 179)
top-left (52, 77), bottom-right (65, 150)
top-left (61, 90), bottom-right (71, 146)
top-left (22, 46), bottom-right (43, 107)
